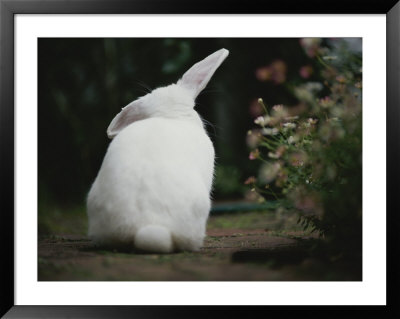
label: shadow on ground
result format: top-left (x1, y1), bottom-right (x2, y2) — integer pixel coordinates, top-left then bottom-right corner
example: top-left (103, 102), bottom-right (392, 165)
top-left (38, 208), bottom-right (361, 281)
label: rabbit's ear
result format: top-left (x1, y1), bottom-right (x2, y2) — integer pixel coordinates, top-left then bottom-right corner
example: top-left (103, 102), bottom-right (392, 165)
top-left (177, 48), bottom-right (229, 99)
top-left (106, 101), bottom-right (144, 139)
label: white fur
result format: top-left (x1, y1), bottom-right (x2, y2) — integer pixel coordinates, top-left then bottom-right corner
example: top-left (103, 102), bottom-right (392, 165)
top-left (135, 225), bottom-right (173, 253)
top-left (87, 49), bottom-right (229, 253)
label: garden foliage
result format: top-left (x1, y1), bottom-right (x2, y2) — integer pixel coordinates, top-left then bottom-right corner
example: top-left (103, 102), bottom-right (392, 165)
top-left (246, 38), bottom-right (362, 257)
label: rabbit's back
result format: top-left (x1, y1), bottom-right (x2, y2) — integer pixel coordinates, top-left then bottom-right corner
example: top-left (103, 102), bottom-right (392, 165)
top-left (87, 117), bottom-right (214, 250)
top-left (87, 48), bottom-right (229, 252)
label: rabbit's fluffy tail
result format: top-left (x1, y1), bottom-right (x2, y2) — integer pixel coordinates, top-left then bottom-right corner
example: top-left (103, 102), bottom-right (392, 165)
top-left (134, 225), bottom-right (174, 253)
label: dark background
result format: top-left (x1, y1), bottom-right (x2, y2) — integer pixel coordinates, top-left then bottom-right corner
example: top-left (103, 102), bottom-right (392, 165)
top-left (38, 38), bottom-right (320, 209)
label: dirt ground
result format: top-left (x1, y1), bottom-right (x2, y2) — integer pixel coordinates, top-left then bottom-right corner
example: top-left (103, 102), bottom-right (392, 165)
top-left (38, 210), bottom-right (361, 281)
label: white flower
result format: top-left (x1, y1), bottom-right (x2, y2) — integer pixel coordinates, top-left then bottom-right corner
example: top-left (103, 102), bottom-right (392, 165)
top-left (254, 116), bottom-right (264, 125)
top-left (273, 104), bottom-right (284, 112)
top-left (303, 82), bottom-right (323, 92)
top-left (294, 88), bottom-right (313, 102)
top-left (254, 116), bottom-right (270, 126)
top-left (259, 162), bottom-right (281, 183)
top-left (268, 152), bottom-right (280, 159)
top-left (288, 136), bottom-right (298, 144)
top-left (283, 122), bottom-right (296, 129)
top-left (308, 118), bottom-right (318, 125)
top-left (272, 104), bottom-right (288, 117)
top-left (262, 128), bottom-right (279, 135)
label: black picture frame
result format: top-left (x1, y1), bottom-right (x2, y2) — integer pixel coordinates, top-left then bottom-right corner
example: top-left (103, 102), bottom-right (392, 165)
top-left (1, 0), bottom-right (398, 317)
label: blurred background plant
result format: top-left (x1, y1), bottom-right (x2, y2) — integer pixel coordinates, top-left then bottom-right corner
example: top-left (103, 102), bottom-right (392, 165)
top-left (38, 37), bottom-right (361, 252)
top-left (245, 38), bottom-right (362, 260)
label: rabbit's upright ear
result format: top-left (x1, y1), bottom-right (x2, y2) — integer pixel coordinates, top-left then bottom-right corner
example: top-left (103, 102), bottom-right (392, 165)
top-left (177, 48), bottom-right (229, 99)
top-left (106, 101), bottom-right (144, 139)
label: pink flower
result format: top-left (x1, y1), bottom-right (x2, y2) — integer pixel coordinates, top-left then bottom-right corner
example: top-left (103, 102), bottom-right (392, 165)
top-left (319, 96), bottom-right (334, 108)
top-left (296, 195), bottom-right (323, 216)
top-left (249, 149), bottom-right (260, 160)
top-left (255, 67), bottom-right (272, 81)
top-left (289, 151), bottom-right (308, 167)
top-left (244, 176), bottom-right (257, 185)
top-left (270, 60), bottom-right (287, 84)
top-left (299, 65), bottom-right (313, 79)
top-left (255, 60), bottom-right (287, 84)
top-left (289, 187), bottom-right (323, 216)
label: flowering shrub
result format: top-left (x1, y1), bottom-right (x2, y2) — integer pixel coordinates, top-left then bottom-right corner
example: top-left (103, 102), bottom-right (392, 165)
top-left (246, 38), bottom-right (362, 256)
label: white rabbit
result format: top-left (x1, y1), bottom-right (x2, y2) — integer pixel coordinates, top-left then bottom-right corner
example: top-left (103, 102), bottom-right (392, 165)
top-left (87, 48), bottom-right (229, 253)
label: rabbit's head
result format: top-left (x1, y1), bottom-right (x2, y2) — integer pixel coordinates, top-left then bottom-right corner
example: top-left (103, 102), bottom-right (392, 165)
top-left (107, 48), bottom-right (229, 139)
